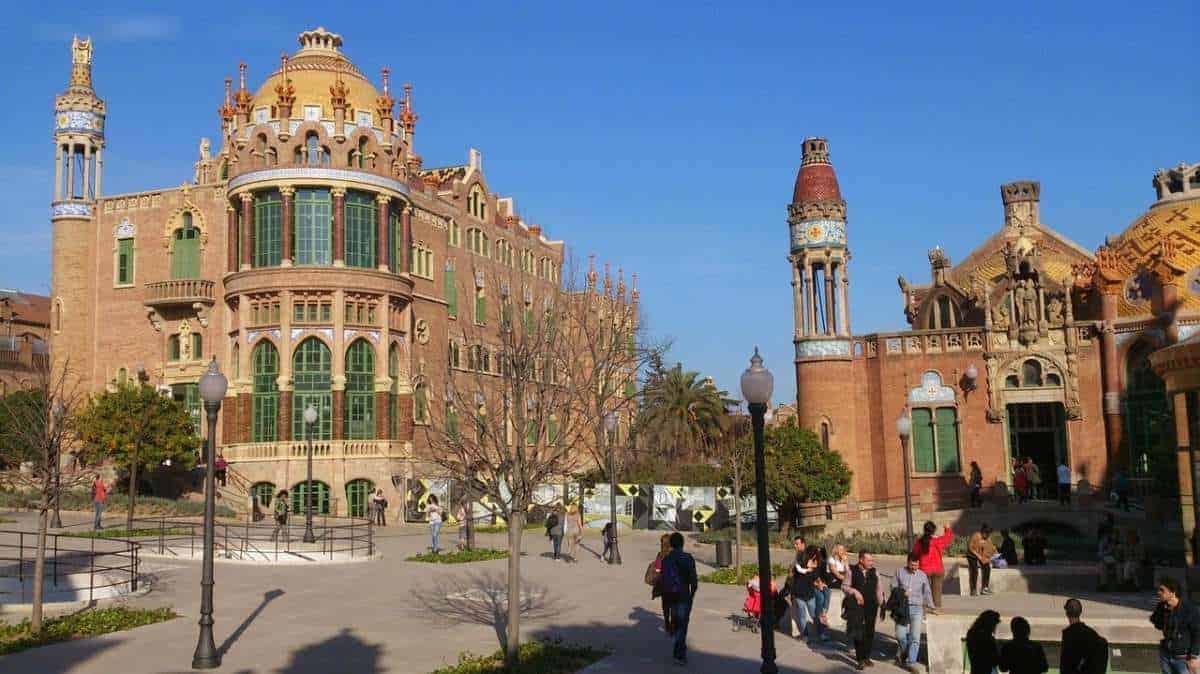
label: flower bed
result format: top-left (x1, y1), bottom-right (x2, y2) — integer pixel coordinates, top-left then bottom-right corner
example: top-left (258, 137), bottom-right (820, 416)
top-left (431, 639), bottom-right (608, 674)
top-left (406, 549), bottom-right (510, 564)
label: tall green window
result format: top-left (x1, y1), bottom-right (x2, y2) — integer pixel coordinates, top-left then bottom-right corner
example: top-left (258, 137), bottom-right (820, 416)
top-left (168, 335), bottom-right (181, 361)
top-left (252, 341), bottom-right (279, 442)
top-left (414, 382), bottom-right (428, 424)
top-left (346, 479), bottom-right (374, 517)
top-left (116, 238), bottom-right (134, 285)
top-left (295, 188), bottom-right (332, 265)
top-left (191, 333), bottom-right (203, 360)
top-left (344, 191), bottom-right (376, 268)
top-left (1126, 340), bottom-right (1171, 475)
top-left (291, 480), bottom-right (330, 516)
top-left (389, 342), bottom-right (400, 439)
top-left (389, 210), bottom-right (402, 274)
top-left (293, 338), bottom-right (332, 440)
top-left (344, 339), bottom-right (375, 439)
top-left (447, 403), bottom-right (458, 439)
top-left (253, 190), bottom-right (282, 267)
top-left (475, 289), bottom-right (487, 325)
top-left (548, 416), bottom-right (559, 445)
top-left (911, 407), bottom-right (960, 474)
top-left (171, 383), bottom-right (202, 438)
top-left (171, 212), bottom-right (201, 279)
top-left (251, 482), bottom-right (276, 507)
top-left (445, 265), bottom-right (457, 318)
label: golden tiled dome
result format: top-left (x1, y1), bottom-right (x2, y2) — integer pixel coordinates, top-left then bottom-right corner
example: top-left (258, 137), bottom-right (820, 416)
top-left (249, 27), bottom-right (383, 121)
top-left (1111, 194), bottom-right (1200, 317)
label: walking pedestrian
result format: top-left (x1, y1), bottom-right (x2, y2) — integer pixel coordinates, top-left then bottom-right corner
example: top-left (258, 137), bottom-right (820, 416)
top-left (564, 504), bottom-right (583, 562)
top-left (214, 453), bottom-right (228, 487)
top-left (660, 532), bottom-right (698, 666)
top-left (426, 494), bottom-right (442, 554)
top-left (650, 533), bottom-right (675, 635)
top-left (845, 551), bottom-right (885, 670)
top-left (91, 476), bottom-right (108, 530)
top-left (1060, 598), bottom-right (1109, 674)
top-left (271, 489), bottom-right (289, 542)
top-left (1025, 457), bottom-right (1043, 501)
top-left (968, 523), bottom-right (996, 595)
top-left (889, 552), bottom-right (934, 672)
top-left (913, 520), bottom-right (954, 608)
top-left (373, 489), bottom-right (387, 526)
top-left (789, 549), bottom-right (823, 644)
top-left (546, 504), bottom-right (564, 560)
top-left (1151, 577), bottom-right (1200, 674)
top-left (1000, 616), bottom-right (1049, 674)
top-left (601, 521), bottom-right (616, 563)
top-left (969, 461), bottom-right (984, 508)
top-left (1014, 460), bottom-right (1030, 504)
top-left (966, 609), bottom-right (1002, 674)
top-left (1057, 460), bottom-right (1072, 506)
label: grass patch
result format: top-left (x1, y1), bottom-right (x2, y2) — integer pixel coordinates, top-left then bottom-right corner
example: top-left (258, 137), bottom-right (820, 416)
top-left (0, 606), bottom-right (177, 656)
top-left (406, 548), bottom-right (510, 564)
top-left (470, 521), bottom-right (546, 534)
top-left (65, 527), bottom-right (194, 539)
top-left (431, 639), bottom-right (608, 674)
top-left (0, 517), bottom-right (14, 524)
top-left (699, 563), bottom-right (790, 585)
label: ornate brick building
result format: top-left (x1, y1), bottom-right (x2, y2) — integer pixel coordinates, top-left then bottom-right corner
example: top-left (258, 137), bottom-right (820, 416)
top-left (788, 138), bottom-right (1195, 517)
top-left (0, 290), bottom-right (50, 397)
top-left (48, 28), bottom-right (633, 516)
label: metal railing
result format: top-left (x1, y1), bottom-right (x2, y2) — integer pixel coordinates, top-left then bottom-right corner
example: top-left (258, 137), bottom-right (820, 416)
top-left (127, 515), bottom-right (374, 562)
top-left (222, 440), bottom-right (398, 462)
top-left (0, 530), bottom-right (140, 603)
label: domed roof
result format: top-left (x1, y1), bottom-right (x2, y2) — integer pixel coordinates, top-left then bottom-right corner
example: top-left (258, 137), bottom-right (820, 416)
top-left (249, 27), bottom-right (383, 120)
top-left (792, 137), bottom-right (842, 204)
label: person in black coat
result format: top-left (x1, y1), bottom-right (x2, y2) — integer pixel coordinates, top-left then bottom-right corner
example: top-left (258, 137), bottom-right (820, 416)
top-left (1000, 616), bottom-right (1048, 674)
top-left (844, 551), bottom-right (885, 670)
top-left (1060, 598), bottom-right (1109, 674)
top-left (1024, 528), bottom-right (1048, 566)
top-left (966, 610), bottom-right (1002, 674)
top-left (1000, 529), bottom-right (1020, 567)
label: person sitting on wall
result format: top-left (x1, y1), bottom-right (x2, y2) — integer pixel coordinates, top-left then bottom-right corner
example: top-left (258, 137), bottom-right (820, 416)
top-left (1023, 528), bottom-right (1047, 565)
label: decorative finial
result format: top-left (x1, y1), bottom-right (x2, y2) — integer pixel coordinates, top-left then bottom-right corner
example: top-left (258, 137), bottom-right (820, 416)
top-left (329, 59), bottom-right (350, 110)
top-left (68, 35), bottom-right (94, 89)
top-left (234, 62), bottom-right (252, 114)
top-left (381, 67), bottom-right (390, 94)
top-left (603, 262), bottom-right (613, 296)
top-left (376, 67), bottom-right (395, 120)
top-left (617, 267), bottom-right (626, 300)
top-left (631, 272), bottom-right (640, 303)
top-left (219, 77), bottom-right (235, 122)
top-left (275, 53), bottom-right (295, 109)
top-left (400, 82), bottom-right (417, 132)
top-left (587, 254), bottom-right (597, 289)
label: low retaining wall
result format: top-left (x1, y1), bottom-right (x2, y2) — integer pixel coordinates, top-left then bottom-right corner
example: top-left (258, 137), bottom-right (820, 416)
top-left (954, 564), bottom-right (1100, 594)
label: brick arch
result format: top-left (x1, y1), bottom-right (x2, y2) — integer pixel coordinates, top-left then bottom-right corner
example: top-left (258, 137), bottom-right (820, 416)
top-left (284, 122), bottom-right (335, 166)
top-left (289, 331), bottom-right (334, 357)
top-left (161, 203), bottom-right (208, 249)
top-left (1117, 331), bottom-right (1167, 391)
top-left (344, 128), bottom-right (383, 169)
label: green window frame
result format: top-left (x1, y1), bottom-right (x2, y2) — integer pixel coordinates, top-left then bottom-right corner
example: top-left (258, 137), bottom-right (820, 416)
top-left (445, 266), bottom-right (457, 318)
top-left (448, 221), bottom-right (460, 247)
top-left (911, 407), bottom-right (961, 474)
top-left (168, 335), bottom-right (181, 361)
top-left (293, 338), bottom-right (332, 440)
top-left (251, 482), bottom-right (275, 507)
top-left (116, 238), bottom-right (134, 285)
top-left (171, 383), bottom-right (202, 438)
top-left (253, 190), bottom-right (282, 267)
top-left (252, 341), bottom-right (279, 442)
top-left (389, 210), bottom-right (401, 274)
top-left (345, 479), bottom-right (374, 517)
top-left (295, 188), bottom-right (332, 265)
top-left (935, 408), bottom-right (961, 473)
top-left (414, 383), bottom-right (428, 424)
top-left (911, 408), bottom-right (936, 473)
top-left (344, 191), bottom-right (376, 268)
top-left (447, 403), bottom-right (458, 439)
top-left (547, 416), bottom-right (558, 445)
top-left (171, 213), bottom-right (201, 279)
top-left (191, 333), bottom-right (203, 360)
top-left (344, 339), bottom-right (375, 439)
top-left (1126, 341), bottom-right (1172, 475)
top-left (475, 290), bottom-right (486, 325)
top-left (291, 480), bottom-right (330, 516)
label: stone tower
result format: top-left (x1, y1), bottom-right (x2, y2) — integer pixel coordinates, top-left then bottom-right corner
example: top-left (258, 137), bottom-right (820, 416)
top-left (789, 138), bottom-right (859, 478)
top-left (50, 36), bottom-right (106, 385)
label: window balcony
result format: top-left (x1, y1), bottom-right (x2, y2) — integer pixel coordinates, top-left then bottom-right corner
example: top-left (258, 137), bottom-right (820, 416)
top-left (143, 279), bottom-right (216, 309)
top-left (221, 440), bottom-right (403, 463)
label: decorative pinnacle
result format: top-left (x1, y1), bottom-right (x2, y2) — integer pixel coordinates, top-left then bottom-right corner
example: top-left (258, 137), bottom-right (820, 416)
top-left (275, 53), bottom-right (295, 107)
top-left (381, 67), bottom-right (390, 94)
top-left (631, 272), bottom-right (640, 303)
top-left (603, 262), bottom-right (613, 296)
top-left (587, 254), bottom-right (597, 289)
top-left (329, 60), bottom-right (349, 109)
top-left (400, 83), bottom-right (417, 131)
top-left (617, 267), bottom-right (626, 299)
top-left (219, 77), bottom-right (235, 121)
top-left (376, 67), bottom-right (395, 119)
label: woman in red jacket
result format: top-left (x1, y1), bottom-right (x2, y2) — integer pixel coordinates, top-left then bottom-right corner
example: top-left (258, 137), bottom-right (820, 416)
top-left (912, 520), bottom-right (954, 608)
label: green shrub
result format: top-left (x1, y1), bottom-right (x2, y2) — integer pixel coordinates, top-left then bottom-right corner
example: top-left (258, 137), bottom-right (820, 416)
top-left (0, 606), bottom-right (177, 656)
top-left (65, 527), bottom-right (194, 539)
top-left (700, 563), bottom-right (790, 585)
top-left (0, 490), bottom-right (233, 518)
top-left (470, 521), bottom-right (545, 534)
top-left (406, 548), bottom-right (510, 564)
top-left (431, 638), bottom-right (608, 674)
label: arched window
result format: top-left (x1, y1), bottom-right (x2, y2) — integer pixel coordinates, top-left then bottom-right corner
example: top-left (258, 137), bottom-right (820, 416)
top-left (474, 286), bottom-right (487, 325)
top-left (355, 137), bottom-right (369, 169)
top-left (252, 340), bottom-right (279, 442)
top-left (468, 185), bottom-right (486, 220)
top-left (820, 421), bottom-right (830, 449)
top-left (265, 147), bottom-right (277, 166)
top-left (345, 479), bottom-right (374, 517)
top-left (291, 480), bottom-right (330, 516)
top-left (448, 221), bottom-right (461, 247)
top-left (344, 191), bottom-right (376, 268)
top-left (305, 132), bottom-right (327, 166)
top-left (254, 190), bottom-right (283, 267)
top-left (116, 367), bottom-right (127, 387)
top-left (171, 212), bottom-right (201, 279)
top-left (232, 343), bottom-right (240, 380)
top-left (467, 228), bottom-right (489, 256)
top-left (251, 482), bottom-right (276, 508)
top-left (292, 338), bottom-right (332, 440)
top-left (494, 239), bottom-right (512, 267)
top-left (414, 381), bottom-right (428, 424)
top-left (168, 334), bottom-right (181, 361)
top-left (928, 295), bottom-right (958, 329)
top-left (344, 339), bottom-right (375, 439)
top-left (1126, 340), bottom-right (1171, 475)
top-left (521, 249), bottom-right (534, 274)
top-left (448, 340), bottom-right (460, 368)
top-left (410, 243), bottom-right (433, 278)
top-left (1022, 359), bottom-right (1043, 387)
top-left (295, 188), bottom-right (332, 265)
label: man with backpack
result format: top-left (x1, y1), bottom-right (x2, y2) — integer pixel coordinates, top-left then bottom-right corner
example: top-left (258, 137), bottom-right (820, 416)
top-left (545, 505), bottom-right (564, 560)
top-left (661, 532), bottom-right (698, 666)
top-left (889, 552), bottom-right (934, 673)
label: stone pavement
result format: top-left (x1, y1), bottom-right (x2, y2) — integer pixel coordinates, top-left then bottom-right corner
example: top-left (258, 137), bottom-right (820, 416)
top-left (0, 510), bottom-right (1156, 673)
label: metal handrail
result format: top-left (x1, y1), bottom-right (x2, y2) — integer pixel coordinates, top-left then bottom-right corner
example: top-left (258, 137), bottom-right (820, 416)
top-left (126, 515), bottom-right (373, 562)
top-left (0, 529), bottom-right (141, 603)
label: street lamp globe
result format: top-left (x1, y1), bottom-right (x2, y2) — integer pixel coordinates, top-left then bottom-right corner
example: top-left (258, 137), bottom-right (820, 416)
top-left (740, 347), bottom-right (774, 405)
top-left (895, 413), bottom-right (912, 438)
top-left (304, 404), bottom-right (318, 426)
top-left (198, 358), bottom-right (228, 404)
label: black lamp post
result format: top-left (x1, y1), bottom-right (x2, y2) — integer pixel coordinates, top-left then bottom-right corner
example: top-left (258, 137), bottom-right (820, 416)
top-left (50, 400), bottom-right (64, 529)
top-left (604, 411), bottom-right (621, 564)
top-left (192, 357), bottom-right (226, 670)
top-left (896, 411), bottom-right (914, 548)
top-left (740, 347), bottom-right (776, 674)
top-left (303, 404), bottom-right (318, 544)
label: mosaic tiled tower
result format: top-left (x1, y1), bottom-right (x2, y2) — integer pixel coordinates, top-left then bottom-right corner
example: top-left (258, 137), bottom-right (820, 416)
top-left (50, 36), bottom-right (106, 383)
top-left (788, 138), bottom-right (859, 469)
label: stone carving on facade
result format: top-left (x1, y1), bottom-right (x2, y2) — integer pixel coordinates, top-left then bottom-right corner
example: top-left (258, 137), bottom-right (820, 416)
top-left (984, 355), bottom-right (1003, 422)
top-left (992, 302), bottom-right (1010, 330)
top-left (193, 302), bottom-right (209, 328)
top-left (179, 320), bottom-right (192, 360)
top-left (1045, 294), bottom-right (1065, 328)
top-left (147, 308), bottom-right (163, 332)
top-left (1065, 348), bottom-right (1082, 419)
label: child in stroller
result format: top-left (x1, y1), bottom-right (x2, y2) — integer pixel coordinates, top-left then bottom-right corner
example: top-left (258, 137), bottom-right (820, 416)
top-left (734, 573), bottom-right (780, 633)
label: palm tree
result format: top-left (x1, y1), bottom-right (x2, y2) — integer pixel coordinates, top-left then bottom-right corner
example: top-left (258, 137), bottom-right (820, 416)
top-left (637, 364), bottom-right (729, 460)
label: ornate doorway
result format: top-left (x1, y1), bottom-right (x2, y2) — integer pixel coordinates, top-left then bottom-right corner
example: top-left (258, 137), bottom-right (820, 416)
top-left (1007, 402), bottom-right (1067, 494)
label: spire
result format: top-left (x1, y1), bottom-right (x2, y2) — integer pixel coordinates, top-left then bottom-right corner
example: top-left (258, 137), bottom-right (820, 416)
top-left (400, 82), bottom-right (417, 134)
top-left (376, 67), bottom-right (395, 121)
top-left (234, 62), bottom-right (252, 116)
top-left (631, 273), bottom-right (640, 304)
top-left (218, 77), bottom-right (235, 124)
top-left (792, 137), bottom-right (842, 205)
top-left (603, 262), bottom-right (612, 296)
top-left (329, 60), bottom-right (350, 112)
top-left (68, 36), bottom-right (94, 91)
top-left (617, 267), bottom-right (626, 301)
top-left (587, 254), bottom-right (597, 290)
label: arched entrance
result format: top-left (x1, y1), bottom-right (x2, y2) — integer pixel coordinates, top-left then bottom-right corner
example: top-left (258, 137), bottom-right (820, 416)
top-left (346, 479), bottom-right (374, 518)
top-left (291, 480), bottom-right (331, 516)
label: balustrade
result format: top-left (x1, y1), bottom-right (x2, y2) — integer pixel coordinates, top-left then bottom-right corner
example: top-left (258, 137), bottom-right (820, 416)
top-left (222, 439), bottom-right (397, 462)
top-left (143, 279), bottom-right (215, 308)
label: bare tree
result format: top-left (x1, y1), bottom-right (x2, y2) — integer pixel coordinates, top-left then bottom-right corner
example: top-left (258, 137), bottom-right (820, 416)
top-left (0, 357), bottom-right (91, 631)
top-left (714, 409), bottom-right (752, 580)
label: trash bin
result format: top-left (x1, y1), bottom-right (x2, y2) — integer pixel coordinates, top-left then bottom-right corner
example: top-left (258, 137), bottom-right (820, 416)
top-left (715, 539), bottom-right (733, 568)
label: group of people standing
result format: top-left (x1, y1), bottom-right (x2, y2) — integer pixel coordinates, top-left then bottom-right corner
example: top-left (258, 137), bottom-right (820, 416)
top-left (964, 599), bottom-right (1110, 674)
top-left (969, 458), bottom-right (1074, 507)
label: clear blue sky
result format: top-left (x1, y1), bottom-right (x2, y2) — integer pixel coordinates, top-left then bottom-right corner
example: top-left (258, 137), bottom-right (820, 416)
top-left (5, 1), bottom-right (1197, 403)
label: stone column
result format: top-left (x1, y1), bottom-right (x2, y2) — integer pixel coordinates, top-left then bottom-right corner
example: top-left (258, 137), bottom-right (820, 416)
top-left (332, 188), bottom-right (346, 267)
top-left (94, 147), bottom-right (102, 198)
top-left (66, 144), bottom-right (74, 199)
top-left (240, 193), bottom-right (254, 270)
top-left (400, 205), bottom-right (413, 275)
top-left (376, 195), bottom-right (391, 271)
top-left (278, 390), bottom-right (293, 443)
top-left (824, 259), bottom-right (835, 336)
top-left (333, 288), bottom-right (346, 440)
top-left (226, 206), bottom-right (237, 272)
top-left (279, 187), bottom-right (295, 266)
top-left (791, 259), bottom-right (803, 338)
top-left (83, 145), bottom-right (91, 201)
top-left (838, 263), bottom-right (852, 336)
top-left (54, 144), bottom-right (63, 202)
top-left (1099, 291), bottom-right (1123, 468)
top-left (804, 262), bottom-right (817, 336)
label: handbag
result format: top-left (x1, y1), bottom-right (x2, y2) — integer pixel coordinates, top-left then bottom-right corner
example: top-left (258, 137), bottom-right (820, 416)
top-left (645, 560), bottom-right (660, 586)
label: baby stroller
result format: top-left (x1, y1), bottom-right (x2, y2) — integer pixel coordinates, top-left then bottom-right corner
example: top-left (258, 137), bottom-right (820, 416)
top-left (733, 577), bottom-right (779, 633)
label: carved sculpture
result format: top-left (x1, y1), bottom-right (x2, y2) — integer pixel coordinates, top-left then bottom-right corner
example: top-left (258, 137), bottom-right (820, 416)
top-left (1046, 295), bottom-right (1064, 328)
top-left (147, 308), bottom-right (163, 332)
top-left (179, 320), bottom-right (192, 360)
top-left (992, 302), bottom-right (1010, 330)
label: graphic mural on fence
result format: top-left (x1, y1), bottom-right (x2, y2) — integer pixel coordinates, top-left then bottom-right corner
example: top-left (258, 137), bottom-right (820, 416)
top-left (652, 486), bottom-right (719, 531)
top-left (406, 478), bottom-right (451, 522)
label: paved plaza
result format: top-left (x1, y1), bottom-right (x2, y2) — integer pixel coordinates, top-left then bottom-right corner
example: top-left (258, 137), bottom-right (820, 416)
top-left (1, 510), bottom-right (1156, 673)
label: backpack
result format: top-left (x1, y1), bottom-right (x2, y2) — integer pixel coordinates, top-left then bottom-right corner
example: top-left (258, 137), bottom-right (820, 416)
top-left (661, 552), bottom-right (686, 595)
top-left (885, 586), bottom-right (910, 625)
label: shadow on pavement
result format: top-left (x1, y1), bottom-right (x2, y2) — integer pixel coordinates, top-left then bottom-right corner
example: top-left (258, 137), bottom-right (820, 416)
top-left (275, 627), bottom-right (382, 674)
top-left (219, 588), bottom-right (285, 657)
top-left (0, 630), bottom-right (125, 672)
top-left (409, 570), bottom-right (563, 650)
